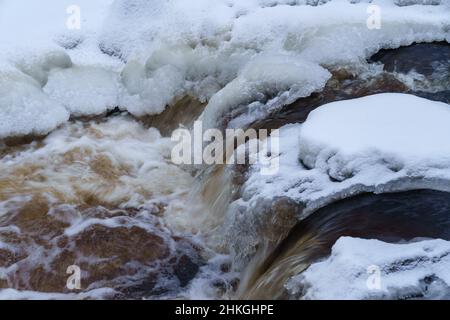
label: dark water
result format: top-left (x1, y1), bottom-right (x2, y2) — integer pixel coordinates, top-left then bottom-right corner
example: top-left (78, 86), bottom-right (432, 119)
top-left (244, 190), bottom-right (450, 299)
top-left (371, 41), bottom-right (450, 104)
top-left (251, 42), bottom-right (450, 131)
top-left (370, 42), bottom-right (450, 76)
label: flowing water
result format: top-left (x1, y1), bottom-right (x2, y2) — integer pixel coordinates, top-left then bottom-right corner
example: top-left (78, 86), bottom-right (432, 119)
top-left (240, 190), bottom-right (450, 299)
top-left (0, 42), bottom-right (449, 299)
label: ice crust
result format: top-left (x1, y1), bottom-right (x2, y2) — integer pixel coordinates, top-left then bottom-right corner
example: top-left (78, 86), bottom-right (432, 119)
top-left (0, 0), bottom-right (449, 137)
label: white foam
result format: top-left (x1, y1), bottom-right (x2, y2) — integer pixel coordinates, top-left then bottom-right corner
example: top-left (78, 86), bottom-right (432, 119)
top-left (0, 116), bottom-right (193, 208)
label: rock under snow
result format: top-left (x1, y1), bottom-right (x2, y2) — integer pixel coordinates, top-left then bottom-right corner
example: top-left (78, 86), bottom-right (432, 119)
top-left (287, 236), bottom-right (450, 300)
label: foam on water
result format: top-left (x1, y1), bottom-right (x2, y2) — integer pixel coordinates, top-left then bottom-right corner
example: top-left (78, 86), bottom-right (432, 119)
top-left (0, 117), bottom-right (224, 298)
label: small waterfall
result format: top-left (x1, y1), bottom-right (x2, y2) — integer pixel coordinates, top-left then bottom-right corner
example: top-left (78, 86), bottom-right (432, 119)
top-left (241, 190), bottom-right (450, 299)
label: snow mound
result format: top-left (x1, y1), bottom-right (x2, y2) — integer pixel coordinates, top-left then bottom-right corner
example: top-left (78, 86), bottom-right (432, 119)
top-left (287, 237), bottom-right (450, 300)
top-left (0, 0), bottom-right (449, 137)
top-left (44, 67), bottom-right (121, 116)
top-left (0, 71), bottom-right (69, 138)
top-left (299, 93), bottom-right (450, 176)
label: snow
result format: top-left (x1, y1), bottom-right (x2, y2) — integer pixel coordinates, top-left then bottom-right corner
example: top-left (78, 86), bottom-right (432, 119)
top-left (200, 55), bottom-right (331, 129)
top-left (44, 66), bottom-right (121, 116)
top-left (0, 0), bottom-right (449, 137)
top-left (0, 71), bottom-right (69, 138)
top-left (287, 237), bottom-right (450, 300)
top-left (299, 93), bottom-right (450, 171)
top-left (224, 93), bottom-right (450, 267)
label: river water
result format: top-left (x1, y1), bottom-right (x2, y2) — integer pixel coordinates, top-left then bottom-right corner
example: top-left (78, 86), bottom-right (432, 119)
top-left (0, 42), bottom-right (449, 299)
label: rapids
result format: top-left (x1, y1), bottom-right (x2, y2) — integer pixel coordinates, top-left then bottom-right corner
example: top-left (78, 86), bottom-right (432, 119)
top-left (0, 0), bottom-right (449, 300)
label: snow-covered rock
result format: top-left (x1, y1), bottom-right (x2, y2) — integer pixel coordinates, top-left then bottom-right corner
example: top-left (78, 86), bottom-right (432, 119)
top-left (287, 236), bottom-right (450, 300)
top-left (299, 93), bottom-right (450, 178)
top-left (224, 93), bottom-right (450, 267)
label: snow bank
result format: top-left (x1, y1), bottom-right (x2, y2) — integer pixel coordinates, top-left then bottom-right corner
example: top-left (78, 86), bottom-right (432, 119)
top-left (287, 237), bottom-right (450, 299)
top-left (224, 93), bottom-right (450, 267)
top-left (0, 0), bottom-right (449, 137)
top-left (299, 93), bottom-right (450, 173)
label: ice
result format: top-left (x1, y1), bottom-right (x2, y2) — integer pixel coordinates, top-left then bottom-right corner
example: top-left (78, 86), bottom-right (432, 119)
top-left (287, 237), bottom-right (450, 300)
top-left (44, 66), bottom-right (121, 116)
top-left (0, 71), bottom-right (69, 138)
top-left (0, 0), bottom-right (449, 137)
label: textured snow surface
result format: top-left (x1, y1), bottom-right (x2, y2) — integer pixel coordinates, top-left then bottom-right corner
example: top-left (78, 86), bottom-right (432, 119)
top-left (0, 0), bottom-right (449, 137)
top-left (287, 237), bottom-right (450, 300)
top-left (299, 93), bottom-right (450, 171)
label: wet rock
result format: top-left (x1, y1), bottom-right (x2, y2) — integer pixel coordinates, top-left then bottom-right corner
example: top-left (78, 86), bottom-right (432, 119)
top-left (1, 134), bottom-right (45, 148)
top-left (0, 249), bottom-right (24, 268)
top-left (173, 254), bottom-right (200, 287)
